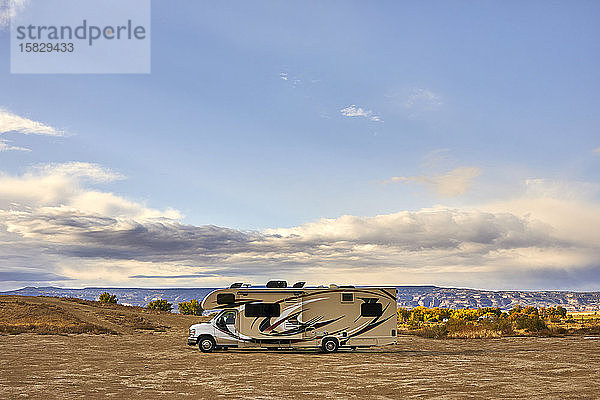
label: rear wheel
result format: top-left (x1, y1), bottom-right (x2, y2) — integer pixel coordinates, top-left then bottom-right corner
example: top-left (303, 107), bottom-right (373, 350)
top-left (321, 337), bottom-right (339, 353)
top-left (199, 336), bottom-right (216, 353)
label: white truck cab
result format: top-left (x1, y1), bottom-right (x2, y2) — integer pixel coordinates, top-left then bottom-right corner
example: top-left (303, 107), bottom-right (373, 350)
top-left (188, 309), bottom-right (246, 352)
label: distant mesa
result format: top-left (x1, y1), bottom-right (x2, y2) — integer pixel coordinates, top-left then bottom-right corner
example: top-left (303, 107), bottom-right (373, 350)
top-left (1, 286), bottom-right (599, 312)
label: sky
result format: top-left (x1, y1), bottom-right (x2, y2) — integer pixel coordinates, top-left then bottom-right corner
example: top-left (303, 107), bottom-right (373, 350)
top-left (0, 1), bottom-right (599, 291)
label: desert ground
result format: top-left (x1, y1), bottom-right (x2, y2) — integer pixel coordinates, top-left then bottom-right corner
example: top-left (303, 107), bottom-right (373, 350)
top-left (1, 296), bottom-right (599, 399)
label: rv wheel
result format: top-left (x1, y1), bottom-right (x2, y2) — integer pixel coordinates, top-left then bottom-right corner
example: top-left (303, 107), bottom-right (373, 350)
top-left (199, 336), bottom-right (216, 353)
top-left (321, 337), bottom-right (339, 353)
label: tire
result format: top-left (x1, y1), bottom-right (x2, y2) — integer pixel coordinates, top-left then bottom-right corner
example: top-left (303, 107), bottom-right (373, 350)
top-left (321, 337), bottom-right (339, 353)
top-left (198, 336), bottom-right (216, 353)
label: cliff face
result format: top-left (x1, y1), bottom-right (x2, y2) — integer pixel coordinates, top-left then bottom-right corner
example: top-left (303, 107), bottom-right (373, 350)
top-left (396, 286), bottom-right (600, 311)
top-left (0, 287), bottom-right (215, 311)
top-left (2, 286), bottom-right (600, 311)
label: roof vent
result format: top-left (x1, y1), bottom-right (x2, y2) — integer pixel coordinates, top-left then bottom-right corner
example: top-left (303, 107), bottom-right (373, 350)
top-left (266, 280), bottom-right (287, 288)
top-left (229, 282), bottom-right (243, 288)
top-left (329, 284), bottom-right (339, 289)
top-left (292, 281), bottom-right (306, 288)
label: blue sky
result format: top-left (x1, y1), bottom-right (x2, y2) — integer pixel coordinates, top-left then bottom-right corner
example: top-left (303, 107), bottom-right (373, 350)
top-left (1, 1), bottom-right (599, 290)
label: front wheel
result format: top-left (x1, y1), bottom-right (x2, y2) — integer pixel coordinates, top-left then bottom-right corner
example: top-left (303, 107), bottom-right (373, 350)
top-left (321, 337), bottom-right (339, 353)
top-left (198, 336), bottom-right (216, 353)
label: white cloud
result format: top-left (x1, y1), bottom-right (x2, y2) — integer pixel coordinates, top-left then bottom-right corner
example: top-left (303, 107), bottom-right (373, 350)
top-left (384, 166), bottom-right (483, 197)
top-left (391, 88), bottom-right (443, 119)
top-left (34, 161), bottom-right (124, 182)
top-left (0, 162), bottom-right (599, 290)
top-left (0, 138), bottom-right (30, 152)
top-left (279, 72), bottom-right (301, 86)
top-left (0, 108), bottom-right (63, 136)
top-left (0, 162), bottom-right (176, 219)
top-left (340, 105), bottom-right (382, 122)
top-left (403, 88), bottom-right (442, 110)
top-left (593, 147), bottom-right (600, 154)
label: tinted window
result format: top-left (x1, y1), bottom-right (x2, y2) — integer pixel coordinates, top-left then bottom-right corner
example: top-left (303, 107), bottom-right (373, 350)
top-left (341, 293), bottom-right (353, 302)
top-left (245, 303), bottom-right (280, 317)
top-left (217, 293), bottom-right (235, 304)
top-left (223, 312), bottom-right (236, 325)
top-left (361, 303), bottom-right (383, 317)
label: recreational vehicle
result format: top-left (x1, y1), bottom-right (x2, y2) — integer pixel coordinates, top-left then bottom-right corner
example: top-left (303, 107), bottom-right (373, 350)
top-left (187, 281), bottom-right (398, 353)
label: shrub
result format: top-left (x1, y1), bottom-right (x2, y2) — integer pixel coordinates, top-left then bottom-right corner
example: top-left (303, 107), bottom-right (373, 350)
top-left (418, 324), bottom-right (448, 339)
top-left (147, 299), bottom-right (172, 312)
top-left (397, 307), bottom-right (411, 322)
top-left (556, 306), bottom-right (567, 318)
top-left (178, 299), bottom-right (203, 315)
top-left (98, 292), bottom-right (117, 304)
top-left (491, 318), bottom-right (514, 335)
top-left (509, 309), bottom-right (547, 332)
top-left (517, 315), bottom-right (547, 332)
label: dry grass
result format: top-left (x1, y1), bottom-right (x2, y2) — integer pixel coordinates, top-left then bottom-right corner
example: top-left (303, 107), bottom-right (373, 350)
top-left (0, 296), bottom-right (180, 335)
top-left (0, 300), bottom-right (117, 335)
top-left (400, 320), bottom-right (600, 339)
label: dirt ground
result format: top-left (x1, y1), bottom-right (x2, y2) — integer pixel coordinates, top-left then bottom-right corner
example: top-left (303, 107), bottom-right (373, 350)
top-left (1, 296), bottom-right (599, 399)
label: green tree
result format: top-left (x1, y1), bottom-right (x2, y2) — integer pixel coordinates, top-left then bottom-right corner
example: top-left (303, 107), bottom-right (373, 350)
top-left (397, 308), bottom-right (411, 322)
top-left (556, 306), bottom-right (567, 318)
top-left (508, 305), bottom-right (547, 332)
top-left (147, 299), bottom-right (172, 312)
top-left (178, 299), bottom-right (203, 315)
top-left (98, 292), bottom-right (117, 304)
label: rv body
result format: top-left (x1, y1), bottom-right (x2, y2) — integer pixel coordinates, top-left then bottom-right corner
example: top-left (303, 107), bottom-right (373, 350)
top-left (187, 283), bottom-right (397, 352)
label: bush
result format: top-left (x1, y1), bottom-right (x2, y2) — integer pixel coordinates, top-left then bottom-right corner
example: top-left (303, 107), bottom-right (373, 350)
top-left (491, 318), bottom-right (514, 335)
top-left (147, 299), bottom-right (172, 312)
top-left (178, 299), bottom-right (203, 315)
top-left (509, 307), bottom-right (547, 332)
top-left (98, 292), bottom-right (117, 304)
top-left (515, 314), bottom-right (547, 332)
top-left (418, 324), bottom-right (448, 339)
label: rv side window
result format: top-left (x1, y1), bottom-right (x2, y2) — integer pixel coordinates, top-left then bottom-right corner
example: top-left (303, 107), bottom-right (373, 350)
top-left (217, 293), bottom-right (235, 305)
top-left (341, 293), bottom-right (353, 302)
top-left (361, 303), bottom-right (383, 317)
top-left (244, 303), bottom-right (280, 317)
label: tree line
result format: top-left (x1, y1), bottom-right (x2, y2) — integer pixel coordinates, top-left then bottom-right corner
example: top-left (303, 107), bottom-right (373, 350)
top-left (397, 304), bottom-right (571, 335)
top-left (98, 292), bottom-right (203, 315)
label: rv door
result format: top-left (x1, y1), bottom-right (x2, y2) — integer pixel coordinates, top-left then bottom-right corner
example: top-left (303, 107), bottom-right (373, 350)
top-left (215, 310), bottom-right (239, 345)
top-left (283, 297), bottom-right (303, 332)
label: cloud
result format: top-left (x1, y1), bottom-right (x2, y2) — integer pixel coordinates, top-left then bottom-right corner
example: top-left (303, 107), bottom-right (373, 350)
top-left (0, 108), bottom-right (63, 136)
top-left (0, 139), bottom-right (30, 152)
top-left (34, 161), bottom-right (125, 182)
top-left (0, 163), bottom-right (599, 291)
top-left (403, 88), bottom-right (442, 110)
top-left (391, 88), bottom-right (443, 118)
top-left (0, 162), bottom-right (175, 218)
top-left (0, 271), bottom-right (72, 282)
top-left (340, 105), bottom-right (382, 122)
top-left (594, 147), bottom-right (600, 154)
top-left (279, 72), bottom-right (302, 86)
top-left (384, 166), bottom-right (483, 197)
